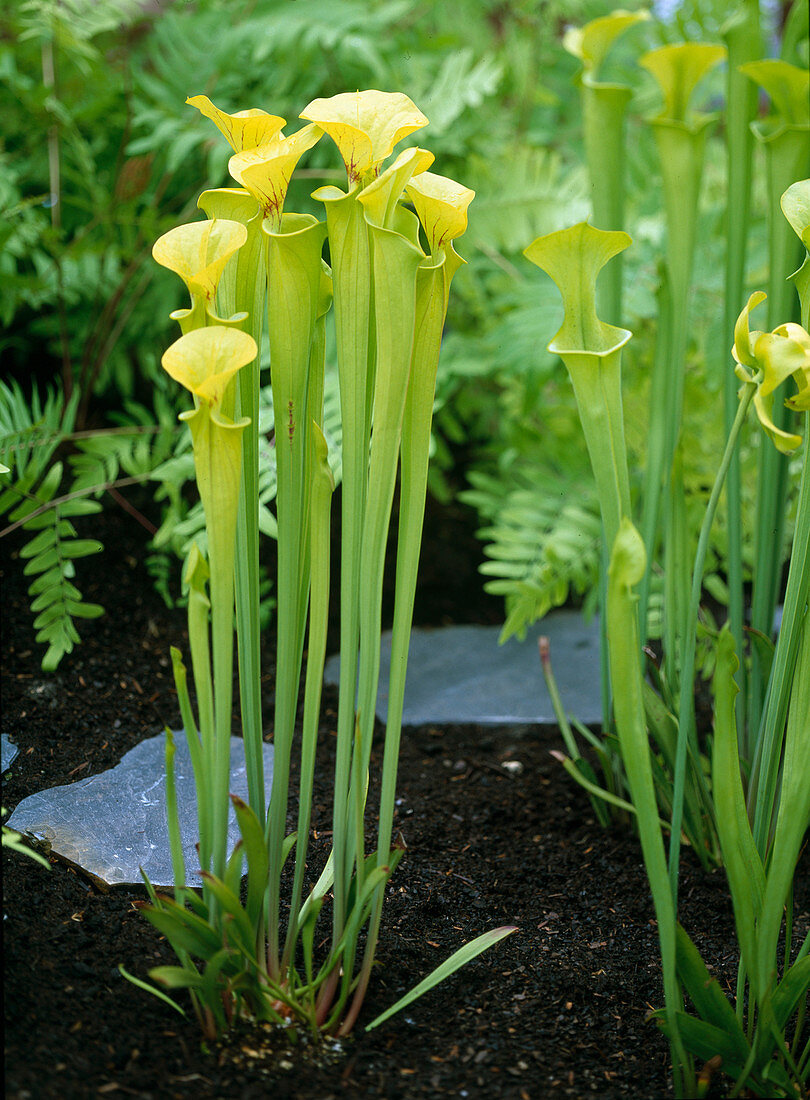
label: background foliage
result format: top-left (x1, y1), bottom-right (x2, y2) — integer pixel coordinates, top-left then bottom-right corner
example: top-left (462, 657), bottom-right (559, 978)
top-left (0, 0), bottom-right (803, 667)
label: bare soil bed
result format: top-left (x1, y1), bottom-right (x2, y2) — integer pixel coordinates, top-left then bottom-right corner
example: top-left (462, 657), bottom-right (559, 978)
top-left (4, 490), bottom-right (805, 1099)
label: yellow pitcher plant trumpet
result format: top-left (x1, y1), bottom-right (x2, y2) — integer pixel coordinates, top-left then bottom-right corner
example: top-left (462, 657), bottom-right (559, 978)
top-left (301, 89), bottom-right (428, 186)
top-left (187, 94), bottom-right (286, 152)
top-left (152, 218), bottom-right (249, 333)
top-left (228, 124), bottom-right (323, 228)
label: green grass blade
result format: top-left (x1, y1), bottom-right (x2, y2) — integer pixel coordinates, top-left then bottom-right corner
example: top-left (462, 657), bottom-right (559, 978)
top-left (712, 627), bottom-right (765, 974)
top-left (365, 926), bottom-right (517, 1032)
top-left (118, 964), bottom-right (188, 1017)
top-left (231, 795), bottom-right (269, 931)
top-left (675, 924), bottom-right (750, 1058)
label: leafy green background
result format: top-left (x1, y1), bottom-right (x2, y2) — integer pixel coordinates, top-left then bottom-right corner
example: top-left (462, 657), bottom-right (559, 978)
top-left (0, 0), bottom-right (805, 667)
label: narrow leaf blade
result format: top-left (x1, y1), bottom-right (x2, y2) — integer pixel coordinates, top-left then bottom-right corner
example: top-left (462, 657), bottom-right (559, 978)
top-left (365, 926), bottom-right (517, 1031)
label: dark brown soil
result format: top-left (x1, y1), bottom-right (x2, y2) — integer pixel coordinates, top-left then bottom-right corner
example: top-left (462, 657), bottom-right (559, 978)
top-left (2, 490), bottom-right (806, 1100)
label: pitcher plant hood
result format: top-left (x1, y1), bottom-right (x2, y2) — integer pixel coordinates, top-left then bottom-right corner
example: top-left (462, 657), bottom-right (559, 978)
top-left (187, 95), bottom-right (286, 152)
top-left (739, 60), bottom-right (810, 130)
top-left (563, 9), bottom-right (650, 80)
top-left (356, 146), bottom-right (434, 229)
top-left (152, 218), bottom-right (248, 304)
top-left (228, 125), bottom-right (322, 225)
top-left (640, 42), bottom-right (726, 125)
top-left (162, 325), bottom-right (258, 409)
top-left (524, 221), bottom-right (632, 356)
top-left (300, 90), bottom-right (428, 186)
top-left (405, 170), bottom-right (475, 257)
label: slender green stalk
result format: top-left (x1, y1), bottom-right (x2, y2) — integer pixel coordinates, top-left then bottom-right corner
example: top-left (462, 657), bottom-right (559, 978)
top-left (160, 325), bottom-right (255, 892)
top-left (721, 1), bottom-right (761, 740)
top-left (282, 424), bottom-right (333, 973)
top-left (335, 189), bottom-right (424, 1025)
top-left (182, 402), bottom-right (248, 879)
top-left (663, 448), bottom-right (689, 694)
top-left (169, 646), bottom-right (204, 799)
top-left (638, 270), bottom-right (672, 642)
top-left (750, 411), bottom-right (810, 852)
top-left (669, 381), bottom-right (756, 901)
top-left (311, 184), bottom-right (374, 950)
top-left (344, 239), bottom-right (469, 1032)
top-left (182, 549), bottom-right (214, 872)
top-left (163, 728), bottom-right (187, 901)
top-left (541, 635), bottom-right (611, 829)
top-left (352, 209), bottom-right (423, 825)
top-left (757, 620), bottom-right (810, 963)
top-left (607, 520), bottom-right (691, 1097)
top-left (637, 45), bottom-right (725, 661)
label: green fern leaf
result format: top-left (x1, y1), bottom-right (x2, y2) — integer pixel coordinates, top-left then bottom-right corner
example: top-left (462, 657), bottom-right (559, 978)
top-left (59, 538), bottom-right (104, 560)
top-left (21, 497), bottom-right (102, 529)
top-left (8, 462), bottom-right (64, 523)
top-left (465, 147), bottom-right (589, 254)
top-left (465, 468), bottom-right (602, 643)
top-left (18, 521), bottom-right (76, 557)
top-left (7, 458), bottom-right (104, 670)
top-left (27, 565), bottom-right (72, 596)
top-left (64, 600), bottom-right (104, 619)
top-left (30, 581), bottom-right (82, 611)
top-left (418, 48), bottom-right (503, 136)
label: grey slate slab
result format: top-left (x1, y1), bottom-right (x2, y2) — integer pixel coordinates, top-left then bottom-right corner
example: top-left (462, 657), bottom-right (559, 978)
top-left (6, 732), bottom-right (274, 890)
top-left (2, 734), bottom-right (19, 773)
top-left (323, 611), bottom-right (601, 727)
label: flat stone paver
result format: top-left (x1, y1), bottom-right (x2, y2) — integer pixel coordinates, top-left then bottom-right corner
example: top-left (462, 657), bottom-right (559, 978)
top-left (6, 732), bottom-right (274, 890)
top-left (2, 733), bottom-right (19, 773)
top-left (324, 611), bottom-right (602, 727)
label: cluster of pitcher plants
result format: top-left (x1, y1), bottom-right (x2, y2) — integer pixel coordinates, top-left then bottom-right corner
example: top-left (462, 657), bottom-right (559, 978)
top-left (122, 89), bottom-right (515, 1039)
top-left (528, 6), bottom-right (808, 1097)
top-left (118, 5), bottom-right (810, 1096)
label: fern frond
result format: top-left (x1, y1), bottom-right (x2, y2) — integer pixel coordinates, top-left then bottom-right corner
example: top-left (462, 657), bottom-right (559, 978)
top-left (418, 48), bottom-right (503, 136)
top-left (7, 460), bottom-right (103, 671)
top-left (465, 147), bottom-right (589, 255)
top-left (0, 379), bottom-right (77, 482)
top-left (464, 472), bottom-right (602, 644)
top-left (68, 410), bottom-right (177, 497)
top-left (145, 548), bottom-right (176, 609)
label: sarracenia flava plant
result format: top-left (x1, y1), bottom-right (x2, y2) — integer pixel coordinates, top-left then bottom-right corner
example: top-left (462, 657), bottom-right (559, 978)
top-left (125, 90), bottom-right (514, 1040)
top-left (526, 191), bottom-right (810, 1096)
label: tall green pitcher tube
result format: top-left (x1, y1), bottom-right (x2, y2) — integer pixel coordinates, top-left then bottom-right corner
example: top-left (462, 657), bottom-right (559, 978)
top-left (636, 43), bottom-right (725, 649)
top-left (720, 0), bottom-right (762, 731)
top-left (563, 9), bottom-right (649, 324)
top-left (161, 325), bottom-right (257, 879)
top-left (262, 212), bottom-right (329, 977)
top-left (198, 186), bottom-right (267, 822)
